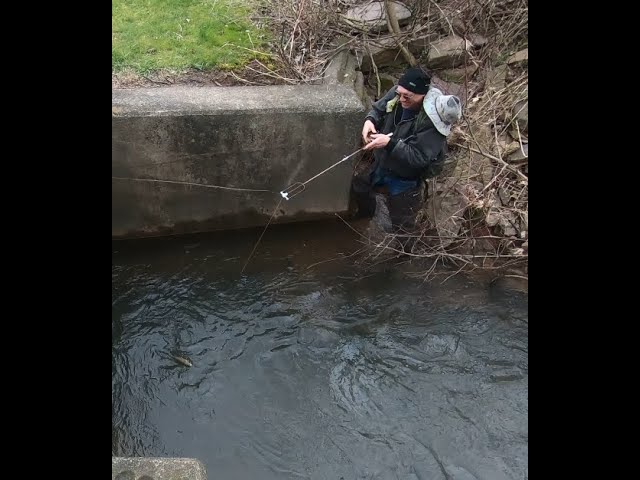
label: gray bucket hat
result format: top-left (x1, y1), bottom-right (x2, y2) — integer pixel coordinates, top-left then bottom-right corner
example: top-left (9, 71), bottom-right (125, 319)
top-left (423, 87), bottom-right (462, 136)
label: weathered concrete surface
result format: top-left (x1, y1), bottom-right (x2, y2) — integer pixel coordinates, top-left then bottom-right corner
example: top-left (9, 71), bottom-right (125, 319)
top-left (112, 85), bottom-right (365, 238)
top-left (112, 457), bottom-right (206, 480)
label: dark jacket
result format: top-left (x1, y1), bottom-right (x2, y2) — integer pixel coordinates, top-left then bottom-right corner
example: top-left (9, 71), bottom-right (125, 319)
top-left (366, 86), bottom-right (447, 181)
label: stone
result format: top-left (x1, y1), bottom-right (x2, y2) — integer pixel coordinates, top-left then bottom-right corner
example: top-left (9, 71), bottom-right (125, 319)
top-left (112, 457), bottom-right (207, 480)
top-left (485, 64), bottom-right (508, 91)
top-left (343, 1), bottom-right (412, 32)
top-left (439, 64), bottom-right (479, 83)
top-left (512, 99), bottom-right (528, 134)
top-left (507, 48), bottom-right (528, 66)
top-left (508, 144), bottom-right (528, 164)
top-left (426, 35), bottom-right (473, 69)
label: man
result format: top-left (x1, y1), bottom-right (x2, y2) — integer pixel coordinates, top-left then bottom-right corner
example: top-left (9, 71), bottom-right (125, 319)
top-left (351, 67), bottom-right (462, 234)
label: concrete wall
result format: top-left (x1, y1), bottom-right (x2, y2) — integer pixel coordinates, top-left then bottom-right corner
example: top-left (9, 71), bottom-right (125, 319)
top-left (112, 85), bottom-right (365, 238)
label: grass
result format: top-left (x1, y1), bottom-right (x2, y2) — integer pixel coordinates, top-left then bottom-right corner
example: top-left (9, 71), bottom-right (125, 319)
top-left (112, 0), bottom-right (269, 74)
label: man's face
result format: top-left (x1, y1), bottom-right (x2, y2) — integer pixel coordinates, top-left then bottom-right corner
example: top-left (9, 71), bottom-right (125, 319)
top-left (396, 85), bottom-right (425, 111)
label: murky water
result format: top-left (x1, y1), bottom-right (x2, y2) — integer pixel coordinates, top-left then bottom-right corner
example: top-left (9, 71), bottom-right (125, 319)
top-left (112, 220), bottom-right (528, 479)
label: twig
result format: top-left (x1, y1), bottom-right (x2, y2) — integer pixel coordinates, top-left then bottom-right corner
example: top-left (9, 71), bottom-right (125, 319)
top-left (428, 0), bottom-right (456, 36)
top-left (245, 64), bottom-right (299, 84)
top-left (503, 274), bottom-right (528, 281)
top-left (229, 71), bottom-right (259, 85)
top-left (451, 143), bottom-right (528, 182)
top-left (221, 43), bottom-right (276, 58)
top-left (384, 0), bottom-right (417, 66)
top-left (366, 40), bottom-right (382, 98)
top-left (142, 75), bottom-right (171, 85)
top-left (514, 119), bottom-right (527, 158)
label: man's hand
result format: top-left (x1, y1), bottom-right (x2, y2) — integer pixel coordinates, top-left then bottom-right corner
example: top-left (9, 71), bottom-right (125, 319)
top-left (362, 133), bottom-right (392, 151)
top-left (362, 120), bottom-right (377, 144)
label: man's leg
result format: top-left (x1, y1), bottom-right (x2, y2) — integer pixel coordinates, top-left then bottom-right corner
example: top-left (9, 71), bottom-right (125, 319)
top-left (350, 174), bottom-right (377, 219)
top-left (388, 185), bottom-right (424, 231)
top-left (387, 184), bottom-right (425, 252)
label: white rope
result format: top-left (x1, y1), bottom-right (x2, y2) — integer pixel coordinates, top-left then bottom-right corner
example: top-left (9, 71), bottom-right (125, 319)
top-left (112, 176), bottom-right (275, 193)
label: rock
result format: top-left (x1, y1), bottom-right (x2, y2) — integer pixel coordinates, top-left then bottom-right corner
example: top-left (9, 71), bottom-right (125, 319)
top-left (439, 147), bottom-right (462, 178)
top-left (408, 34), bottom-right (439, 55)
top-left (378, 72), bottom-right (398, 92)
top-left (452, 18), bottom-right (467, 35)
top-left (498, 187), bottom-right (511, 205)
top-left (323, 49), bottom-right (358, 87)
top-left (438, 29), bottom-right (487, 49)
top-left (497, 211), bottom-right (518, 237)
top-left (507, 48), bottom-right (528, 66)
top-left (467, 33), bottom-right (489, 48)
top-left (112, 458), bottom-right (207, 480)
top-left (358, 36), bottom-right (405, 72)
top-left (512, 99), bottom-right (528, 134)
top-left (426, 181), bottom-right (467, 247)
top-left (509, 126), bottom-right (528, 144)
top-left (343, 1), bottom-right (412, 33)
top-left (484, 190), bottom-right (503, 227)
top-left (484, 199), bottom-right (519, 237)
top-left (323, 49), bottom-right (371, 108)
top-left (358, 34), bottom-right (439, 72)
top-left (485, 189), bottom-right (500, 208)
top-left (485, 64), bottom-right (508, 91)
top-left (508, 144), bottom-right (528, 164)
top-left (427, 35), bottom-right (473, 69)
top-left (459, 224), bottom-right (498, 254)
top-left (430, 75), bottom-right (466, 104)
top-left (486, 209), bottom-right (500, 227)
top-left (450, 125), bottom-right (495, 184)
top-left (497, 133), bottom-right (520, 157)
top-left (438, 64), bottom-right (479, 83)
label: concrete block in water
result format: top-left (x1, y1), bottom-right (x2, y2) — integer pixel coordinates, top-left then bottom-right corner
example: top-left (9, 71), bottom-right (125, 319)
top-left (112, 457), bottom-right (207, 480)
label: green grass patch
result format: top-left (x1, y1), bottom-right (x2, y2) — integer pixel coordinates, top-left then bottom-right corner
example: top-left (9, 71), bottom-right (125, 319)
top-left (112, 0), bottom-right (270, 74)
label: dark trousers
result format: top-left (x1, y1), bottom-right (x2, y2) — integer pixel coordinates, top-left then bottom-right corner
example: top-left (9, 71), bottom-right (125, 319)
top-left (351, 174), bottom-right (425, 232)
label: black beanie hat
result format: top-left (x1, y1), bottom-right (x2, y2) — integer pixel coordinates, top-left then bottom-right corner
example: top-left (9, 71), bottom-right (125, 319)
top-left (398, 68), bottom-right (431, 94)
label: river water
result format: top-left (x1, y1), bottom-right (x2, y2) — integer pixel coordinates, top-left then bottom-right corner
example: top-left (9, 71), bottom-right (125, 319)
top-left (112, 219), bottom-right (528, 479)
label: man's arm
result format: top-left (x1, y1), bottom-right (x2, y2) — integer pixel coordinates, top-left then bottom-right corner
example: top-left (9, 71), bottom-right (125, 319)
top-left (386, 127), bottom-right (446, 177)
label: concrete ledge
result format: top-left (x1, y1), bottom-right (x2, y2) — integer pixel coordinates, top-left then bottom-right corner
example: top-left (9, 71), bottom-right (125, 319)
top-left (112, 457), bottom-right (207, 480)
top-left (112, 85), bottom-right (365, 238)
